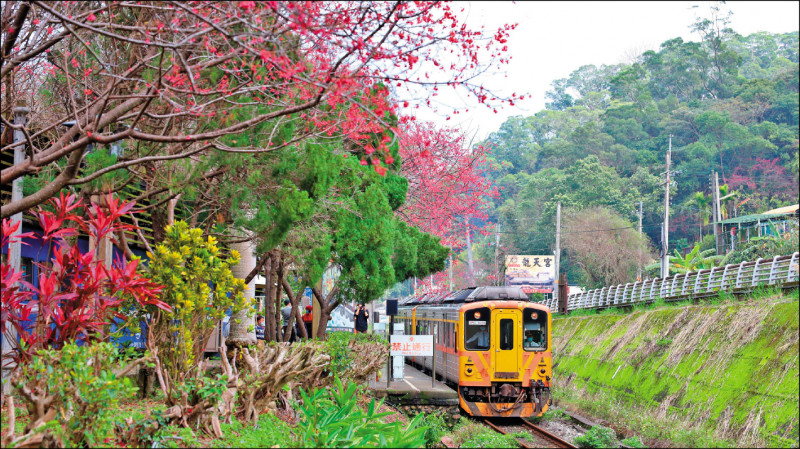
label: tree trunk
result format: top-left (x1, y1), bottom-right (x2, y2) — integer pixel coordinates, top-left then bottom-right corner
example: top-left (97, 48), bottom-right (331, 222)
top-left (274, 258), bottom-right (284, 342)
top-left (311, 286), bottom-right (339, 339)
top-left (226, 237), bottom-right (257, 348)
top-left (281, 277), bottom-right (308, 340)
top-left (263, 256), bottom-right (275, 342)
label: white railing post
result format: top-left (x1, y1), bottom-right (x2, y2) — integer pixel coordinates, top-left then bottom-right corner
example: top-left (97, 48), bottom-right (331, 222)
top-left (720, 264), bottom-right (730, 291)
top-left (694, 269), bottom-right (704, 294)
top-left (751, 258), bottom-right (763, 287)
top-left (735, 261), bottom-right (745, 288)
top-left (706, 267), bottom-right (717, 293)
top-left (769, 256), bottom-right (779, 284)
top-left (681, 273), bottom-right (690, 296)
top-left (789, 252), bottom-right (799, 282)
top-left (670, 275), bottom-right (680, 297)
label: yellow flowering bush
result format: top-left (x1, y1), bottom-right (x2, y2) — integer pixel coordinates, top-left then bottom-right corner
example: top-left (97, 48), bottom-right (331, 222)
top-left (147, 221), bottom-right (249, 377)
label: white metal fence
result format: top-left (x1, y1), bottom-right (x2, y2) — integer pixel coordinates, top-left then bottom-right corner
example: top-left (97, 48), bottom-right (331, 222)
top-left (540, 252), bottom-right (799, 313)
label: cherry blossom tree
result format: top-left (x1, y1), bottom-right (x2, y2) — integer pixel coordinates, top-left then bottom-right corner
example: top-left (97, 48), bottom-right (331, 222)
top-left (396, 121), bottom-right (498, 242)
top-left (395, 120), bottom-right (499, 291)
top-left (1, 1), bottom-right (516, 218)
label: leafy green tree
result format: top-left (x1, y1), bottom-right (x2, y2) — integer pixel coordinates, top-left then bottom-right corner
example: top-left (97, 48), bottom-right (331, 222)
top-left (562, 207), bottom-right (653, 289)
top-left (687, 191), bottom-right (712, 241)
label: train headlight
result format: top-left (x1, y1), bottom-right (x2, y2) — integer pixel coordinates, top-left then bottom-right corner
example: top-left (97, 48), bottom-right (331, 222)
top-left (531, 312), bottom-right (538, 320)
top-left (465, 366), bottom-right (474, 376)
top-left (474, 312), bottom-right (481, 319)
top-left (539, 368), bottom-right (546, 375)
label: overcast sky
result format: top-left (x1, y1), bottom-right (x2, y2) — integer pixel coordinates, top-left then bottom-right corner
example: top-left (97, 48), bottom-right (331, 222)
top-left (401, 1), bottom-right (800, 141)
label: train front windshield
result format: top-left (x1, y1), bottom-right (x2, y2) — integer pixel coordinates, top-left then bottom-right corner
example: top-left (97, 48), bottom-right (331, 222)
top-left (464, 307), bottom-right (491, 350)
top-left (523, 308), bottom-right (547, 351)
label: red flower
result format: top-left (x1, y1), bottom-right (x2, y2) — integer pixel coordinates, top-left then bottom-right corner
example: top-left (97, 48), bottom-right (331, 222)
top-left (239, 1), bottom-right (256, 11)
top-left (87, 13), bottom-right (97, 22)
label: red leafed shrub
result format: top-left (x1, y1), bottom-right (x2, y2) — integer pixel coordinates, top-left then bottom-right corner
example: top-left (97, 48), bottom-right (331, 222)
top-left (1, 192), bottom-right (168, 365)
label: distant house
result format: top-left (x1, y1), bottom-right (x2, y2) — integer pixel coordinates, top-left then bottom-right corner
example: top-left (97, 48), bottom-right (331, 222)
top-left (719, 204), bottom-right (799, 251)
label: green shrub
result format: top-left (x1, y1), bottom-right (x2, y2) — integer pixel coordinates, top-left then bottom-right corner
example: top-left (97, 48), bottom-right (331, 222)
top-left (531, 407), bottom-right (568, 423)
top-left (13, 342), bottom-right (139, 447)
top-left (574, 426), bottom-right (616, 448)
top-left (419, 411), bottom-right (449, 447)
top-left (621, 436), bottom-right (644, 448)
top-left (154, 425), bottom-right (201, 448)
top-left (321, 330), bottom-right (388, 379)
top-left (215, 414), bottom-right (297, 448)
top-left (656, 337), bottom-right (672, 347)
top-left (451, 418), bottom-right (518, 448)
top-left (296, 376), bottom-right (427, 448)
top-left (510, 431), bottom-right (534, 442)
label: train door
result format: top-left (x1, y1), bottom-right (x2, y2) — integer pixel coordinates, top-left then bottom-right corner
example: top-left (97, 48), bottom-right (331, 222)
top-left (492, 311), bottom-right (518, 374)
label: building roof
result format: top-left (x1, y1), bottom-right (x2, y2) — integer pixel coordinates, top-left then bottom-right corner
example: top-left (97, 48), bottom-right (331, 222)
top-left (719, 204), bottom-right (799, 226)
top-left (762, 204), bottom-right (799, 215)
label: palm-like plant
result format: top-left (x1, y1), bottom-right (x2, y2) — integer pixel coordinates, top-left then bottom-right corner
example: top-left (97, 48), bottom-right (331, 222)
top-left (668, 244), bottom-right (723, 274)
top-left (718, 184), bottom-right (740, 220)
top-left (689, 191), bottom-right (711, 240)
top-left (645, 243), bottom-right (725, 277)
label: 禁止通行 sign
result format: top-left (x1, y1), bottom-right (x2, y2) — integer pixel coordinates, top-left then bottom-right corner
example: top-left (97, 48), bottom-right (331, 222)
top-left (390, 335), bottom-right (433, 356)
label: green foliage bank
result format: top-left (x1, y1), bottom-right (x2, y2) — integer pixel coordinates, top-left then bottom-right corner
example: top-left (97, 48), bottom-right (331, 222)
top-left (551, 294), bottom-right (799, 447)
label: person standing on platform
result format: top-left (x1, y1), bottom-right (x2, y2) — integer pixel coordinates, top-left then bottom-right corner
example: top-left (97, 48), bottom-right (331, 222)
top-left (302, 305), bottom-right (313, 339)
top-left (281, 299), bottom-right (295, 342)
top-left (255, 315), bottom-right (265, 348)
top-left (354, 303), bottom-right (369, 334)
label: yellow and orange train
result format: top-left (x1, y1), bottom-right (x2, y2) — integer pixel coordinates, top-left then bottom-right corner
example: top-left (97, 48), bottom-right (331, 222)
top-left (396, 286), bottom-right (552, 418)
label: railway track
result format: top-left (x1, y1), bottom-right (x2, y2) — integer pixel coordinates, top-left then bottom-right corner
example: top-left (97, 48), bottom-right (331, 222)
top-left (483, 418), bottom-right (577, 449)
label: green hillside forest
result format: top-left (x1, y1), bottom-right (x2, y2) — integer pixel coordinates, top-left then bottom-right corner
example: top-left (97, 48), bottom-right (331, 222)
top-left (470, 22), bottom-right (799, 289)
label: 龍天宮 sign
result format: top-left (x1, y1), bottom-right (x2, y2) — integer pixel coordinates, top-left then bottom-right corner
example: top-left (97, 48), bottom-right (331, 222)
top-left (505, 255), bottom-right (555, 294)
top-left (390, 335), bottom-right (433, 356)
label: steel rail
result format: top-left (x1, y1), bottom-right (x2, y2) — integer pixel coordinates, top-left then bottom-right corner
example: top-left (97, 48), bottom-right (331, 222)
top-left (483, 418), bottom-right (577, 449)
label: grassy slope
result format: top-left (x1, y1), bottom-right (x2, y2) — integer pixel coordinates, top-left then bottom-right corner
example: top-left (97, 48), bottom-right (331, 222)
top-left (552, 290), bottom-right (799, 448)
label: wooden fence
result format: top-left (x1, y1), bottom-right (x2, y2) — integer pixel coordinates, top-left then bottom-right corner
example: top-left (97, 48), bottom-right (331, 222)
top-left (540, 252), bottom-right (799, 313)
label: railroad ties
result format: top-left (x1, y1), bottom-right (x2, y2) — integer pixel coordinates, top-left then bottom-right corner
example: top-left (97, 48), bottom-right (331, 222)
top-left (483, 418), bottom-right (577, 449)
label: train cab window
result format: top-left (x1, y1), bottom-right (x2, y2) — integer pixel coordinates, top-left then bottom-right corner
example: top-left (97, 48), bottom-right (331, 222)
top-left (523, 309), bottom-right (547, 351)
top-left (464, 307), bottom-right (490, 350)
top-left (499, 318), bottom-right (514, 350)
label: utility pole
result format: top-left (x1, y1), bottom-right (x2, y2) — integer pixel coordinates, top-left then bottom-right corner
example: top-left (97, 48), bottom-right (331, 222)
top-left (448, 245), bottom-right (453, 291)
top-left (660, 135), bottom-right (673, 279)
top-left (554, 202), bottom-right (561, 300)
top-left (465, 222), bottom-right (474, 285)
top-left (713, 171), bottom-right (722, 255)
top-left (637, 201), bottom-right (643, 281)
top-left (494, 223), bottom-right (500, 286)
top-left (711, 171), bottom-right (718, 255)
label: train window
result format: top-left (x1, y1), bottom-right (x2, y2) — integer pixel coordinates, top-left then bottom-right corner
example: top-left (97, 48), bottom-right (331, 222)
top-left (499, 318), bottom-right (514, 350)
top-left (523, 309), bottom-right (547, 351)
top-left (464, 307), bottom-right (490, 350)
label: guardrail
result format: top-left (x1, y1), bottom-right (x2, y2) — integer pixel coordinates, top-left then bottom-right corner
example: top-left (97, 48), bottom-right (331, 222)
top-left (540, 252), bottom-right (799, 313)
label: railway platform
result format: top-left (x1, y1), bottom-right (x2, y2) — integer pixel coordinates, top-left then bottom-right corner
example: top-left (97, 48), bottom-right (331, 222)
top-left (368, 362), bottom-right (459, 405)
